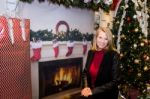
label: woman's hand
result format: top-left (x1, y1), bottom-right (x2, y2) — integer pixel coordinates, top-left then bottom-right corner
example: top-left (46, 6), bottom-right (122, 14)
top-left (81, 87), bottom-right (92, 97)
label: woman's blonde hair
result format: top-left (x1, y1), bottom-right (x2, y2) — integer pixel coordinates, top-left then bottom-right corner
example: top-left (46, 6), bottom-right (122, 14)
top-left (91, 27), bottom-right (116, 51)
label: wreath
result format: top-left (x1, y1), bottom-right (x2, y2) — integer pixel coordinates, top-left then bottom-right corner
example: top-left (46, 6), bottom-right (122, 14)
top-left (55, 21), bottom-right (70, 33)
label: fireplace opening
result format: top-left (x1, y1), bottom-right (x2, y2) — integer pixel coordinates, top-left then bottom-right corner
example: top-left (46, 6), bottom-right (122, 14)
top-left (39, 58), bottom-right (83, 98)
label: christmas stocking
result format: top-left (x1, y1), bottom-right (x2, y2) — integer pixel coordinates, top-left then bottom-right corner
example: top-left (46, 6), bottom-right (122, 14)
top-left (52, 39), bottom-right (59, 58)
top-left (83, 41), bottom-right (87, 55)
top-left (30, 41), bottom-right (42, 61)
top-left (66, 41), bottom-right (74, 57)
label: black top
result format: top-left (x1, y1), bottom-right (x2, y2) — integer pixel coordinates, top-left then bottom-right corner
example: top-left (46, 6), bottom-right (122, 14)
top-left (82, 50), bottom-right (121, 99)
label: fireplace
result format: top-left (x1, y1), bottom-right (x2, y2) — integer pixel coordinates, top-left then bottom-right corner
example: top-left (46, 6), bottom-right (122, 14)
top-left (39, 57), bottom-right (83, 98)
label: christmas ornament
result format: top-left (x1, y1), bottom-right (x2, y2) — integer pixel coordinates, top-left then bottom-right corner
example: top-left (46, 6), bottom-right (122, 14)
top-left (133, 44), bottom-right (137, 48)
top-left (134, 59), bottom-right (140, 64)
top-left (125, 4), bottom-right (129, 9)
top-left (133, 15), bottom-right (137, 18)
top-left (116, 21), bottom-right (120, 24)
top-left (140, 42), bottom-right (144, 46)
top-left (120, 53), bottom-right (124, 57)
top-left (143, 66), bottom-right (148, 71)
top-left (143, 39), bottom-right (148, 45)
top-left (145, 56), bottom-right (150, 61)
top-left (134, 28), bottom-right (139, 32)
top-left (128, 87), bottom-right (139, 99)
top-left (126, 17), bottom-right (131, 23)
top-left (143, 54), bottom-right (147, 59)
top-left (121, 34), bottom-right (126, 40)
top-left (137, 73), bottom-right (141, 77)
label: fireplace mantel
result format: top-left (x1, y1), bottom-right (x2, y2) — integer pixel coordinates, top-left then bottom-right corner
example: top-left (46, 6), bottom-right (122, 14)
top-left (30, 41), bottom-right (90, 99)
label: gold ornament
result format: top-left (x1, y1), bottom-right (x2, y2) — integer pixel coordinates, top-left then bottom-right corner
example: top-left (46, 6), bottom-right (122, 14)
top-left (133, 15), bottom-right (137, 18)
top-left (145, 56), bottom-right (150, 61)
top-left (143, 39), bottom-right (148, 44)
top-left (139, 36), bottom-right (142, 39)
top-left (116, 21), bottom-right (120, 24)
top-left (137, 73), bottom-right (141, 77)
top-left (133, 44), bottom-right (137, 48)
top-left (120, 53), bottom-right (124, 57)
top-left (134, 59), bottom-right (140, 64)
top-left (134, 28), bottom-right (139, 32)
top-left (143, 54), bottom-right (147, 59)
top-left (140, 42), bottom-right (144, 46)
top-left (112, 35), bottom-right (115, 38)
top-left (143, 66), bottom-right (148, 71)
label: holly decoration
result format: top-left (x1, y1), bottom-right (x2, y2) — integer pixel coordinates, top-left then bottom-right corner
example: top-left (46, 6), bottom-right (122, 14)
top-left (19, 0), bottom-right (113, 12)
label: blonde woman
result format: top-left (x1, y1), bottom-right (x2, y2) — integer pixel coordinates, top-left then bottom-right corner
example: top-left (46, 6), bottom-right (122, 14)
top-left (81, 27), bottom-right (121, 99)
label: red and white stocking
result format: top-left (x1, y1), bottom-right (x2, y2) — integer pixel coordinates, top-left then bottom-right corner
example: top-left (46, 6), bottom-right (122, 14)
top-left (52, 40), bottom-right (59, 58)
top-left (30, 41), bottom-right (42, 61)
top-left (66, 41), bottom-right (74, 57)
top-left (83, 41), bottom-right (87, 55)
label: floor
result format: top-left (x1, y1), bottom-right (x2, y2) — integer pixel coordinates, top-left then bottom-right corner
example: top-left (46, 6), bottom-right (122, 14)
top-left (42, 88), bottom-right (150, 99)
top-left (42, 88), bottom-right (81, 99)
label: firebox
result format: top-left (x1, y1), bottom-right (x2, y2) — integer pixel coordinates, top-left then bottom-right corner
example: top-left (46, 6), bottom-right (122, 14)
top-left (39, 57), bottom-right (83, 98)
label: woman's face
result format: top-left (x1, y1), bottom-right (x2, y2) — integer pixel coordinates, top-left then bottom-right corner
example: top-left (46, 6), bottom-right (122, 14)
top-left (96, 31), bottom-right (108, 50)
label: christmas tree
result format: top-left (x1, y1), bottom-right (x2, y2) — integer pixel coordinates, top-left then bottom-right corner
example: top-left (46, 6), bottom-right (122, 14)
top-left (112, 0), bottom-right (150, 98)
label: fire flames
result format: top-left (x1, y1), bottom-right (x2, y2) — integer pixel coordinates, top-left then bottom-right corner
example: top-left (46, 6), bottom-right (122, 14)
top-left (54, 67), bottom-right (74, 86)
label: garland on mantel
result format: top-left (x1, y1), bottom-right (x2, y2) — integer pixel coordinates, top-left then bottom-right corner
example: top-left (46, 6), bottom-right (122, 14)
top-left (20, 0), bottom-right (113, 12)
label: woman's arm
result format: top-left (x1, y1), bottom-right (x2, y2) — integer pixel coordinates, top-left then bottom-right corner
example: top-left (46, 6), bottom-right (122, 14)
top-left (81, 50), bottom-right (92, 88)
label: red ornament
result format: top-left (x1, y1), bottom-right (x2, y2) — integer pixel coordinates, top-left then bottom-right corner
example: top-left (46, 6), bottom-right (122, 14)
top-left (128, 87), bottom-right (139, 99)
top-left (143, 39), bottom-right (148, 45)
top-left (127, 17), bottom-right (131, 23)
top-left (143, 54), bottom-right (147, 59)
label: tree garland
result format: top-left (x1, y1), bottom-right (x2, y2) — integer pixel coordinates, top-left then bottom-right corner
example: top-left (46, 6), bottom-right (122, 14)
top-left (132, 0), bottom-right (149, 37)
top-left (19, 0), bottom-right (113, 12)
top-left (116, 0), bottom-right (129, 53)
